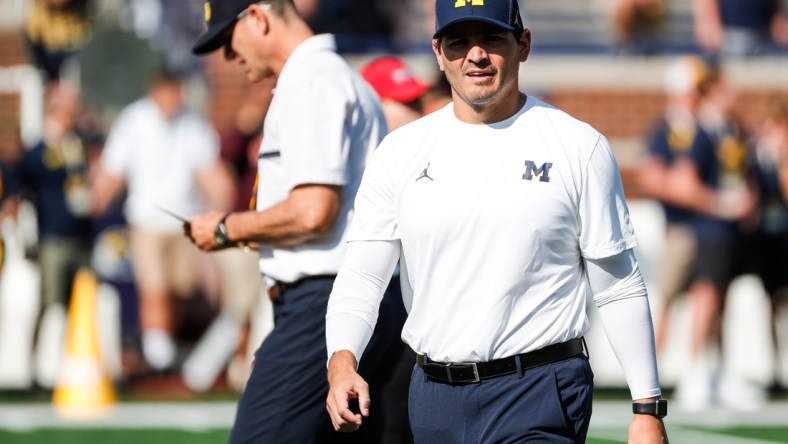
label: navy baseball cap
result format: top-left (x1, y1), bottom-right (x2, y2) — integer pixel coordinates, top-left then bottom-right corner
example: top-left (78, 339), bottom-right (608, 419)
top-left (434, 0), bottom-right (524, 39)
top-left (192, 0), bottom-right (257, 55)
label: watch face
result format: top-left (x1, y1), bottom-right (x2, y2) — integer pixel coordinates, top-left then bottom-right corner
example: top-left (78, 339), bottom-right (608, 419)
top-left (214, 221), bottom-right (228, 245)
top-left (657, 399), bottom-right (668, 417)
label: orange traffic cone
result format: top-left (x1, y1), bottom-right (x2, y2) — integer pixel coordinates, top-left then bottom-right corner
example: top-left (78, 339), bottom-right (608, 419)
top-left (52, 268), bottom-right (116, 419)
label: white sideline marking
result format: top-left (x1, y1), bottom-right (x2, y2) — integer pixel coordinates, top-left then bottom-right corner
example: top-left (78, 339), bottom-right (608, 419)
top-left (0, 402), bottom-right (237, 431)
top-left (590, 400), bottom-right (788, 427)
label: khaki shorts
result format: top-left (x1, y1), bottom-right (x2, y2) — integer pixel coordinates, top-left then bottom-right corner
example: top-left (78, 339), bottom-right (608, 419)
top-left (214, 248), bottom-right (264, 320)
top-left (129, 227), bottom-right (198, 299)
top-left (659, 223), bottom-right (696, 302)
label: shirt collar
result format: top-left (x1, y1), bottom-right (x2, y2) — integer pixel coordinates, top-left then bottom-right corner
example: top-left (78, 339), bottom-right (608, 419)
top-left (279, 34), bottom-right (336, 80)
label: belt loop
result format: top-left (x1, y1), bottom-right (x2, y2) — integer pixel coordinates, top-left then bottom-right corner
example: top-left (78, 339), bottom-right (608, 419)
top-left (581, 336), bottom-right (589, 359)
top-left (418, 355), bottom-right (429, 383)
top-left (515, 354), bottom-right (525, 379)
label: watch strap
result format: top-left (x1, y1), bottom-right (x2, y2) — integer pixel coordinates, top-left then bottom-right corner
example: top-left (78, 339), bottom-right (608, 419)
top-left (632, 399), bottom-right (667, 418)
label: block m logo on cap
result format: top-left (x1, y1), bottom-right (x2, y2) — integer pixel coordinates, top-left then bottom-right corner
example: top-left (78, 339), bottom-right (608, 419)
top-left (435, 0), bottom-right (523, 38)
top-left (455, 0), bottom-right (484, 7)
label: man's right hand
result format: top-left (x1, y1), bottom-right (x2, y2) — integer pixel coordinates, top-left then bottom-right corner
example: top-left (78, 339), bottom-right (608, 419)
top-left (326, 350), bottom-right (369, 433)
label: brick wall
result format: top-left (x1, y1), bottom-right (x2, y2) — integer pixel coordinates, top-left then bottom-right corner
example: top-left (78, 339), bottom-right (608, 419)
top-left (549, 90), bottom-right (666, 141)
top-left (549, 88), bottom-right (788, 142)
top-left (0, 94), bottom-right (20, 161)
top-left (0, 30), bottom-right (28, 157)
top-left (0, 31), bottom-right (29, 68)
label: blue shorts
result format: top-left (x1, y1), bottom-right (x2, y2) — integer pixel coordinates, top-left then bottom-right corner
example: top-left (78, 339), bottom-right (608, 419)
top-left (408, 354), bottom-right (594, 443)
top-left (229, 276), bottom-right (406, 444)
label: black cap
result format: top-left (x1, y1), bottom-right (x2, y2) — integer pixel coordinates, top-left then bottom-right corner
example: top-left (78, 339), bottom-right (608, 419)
top-left (192, 0), bottom-right (254, 55)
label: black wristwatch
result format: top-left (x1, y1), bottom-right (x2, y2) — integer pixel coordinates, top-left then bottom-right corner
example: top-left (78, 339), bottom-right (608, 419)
top-left (632, 399), bottom-right (667, 418)
top-left (214, 213), bottom-right (232, 247)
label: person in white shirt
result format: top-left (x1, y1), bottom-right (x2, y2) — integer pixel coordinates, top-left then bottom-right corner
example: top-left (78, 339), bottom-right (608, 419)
top-left (325, 1), bottom-right (669, 443)
top-left (188, 1), bottom-right (406, 443)
top-left (92, 70), bottom-right (235, 373)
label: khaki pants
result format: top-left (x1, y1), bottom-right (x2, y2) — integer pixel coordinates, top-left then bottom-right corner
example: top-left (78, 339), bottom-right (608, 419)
top-left (214, 248), bottom-right (263, 321)
top-left (659, 223), bottom-right (696, 302)
top-left (39, 236), bottom-right (92, 307)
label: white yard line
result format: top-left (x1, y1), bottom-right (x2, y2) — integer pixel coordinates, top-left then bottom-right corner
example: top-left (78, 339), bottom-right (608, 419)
top-left (591, 400), bottom-right (788, 427)
top-left (0, 402), bottom-right (237, 431)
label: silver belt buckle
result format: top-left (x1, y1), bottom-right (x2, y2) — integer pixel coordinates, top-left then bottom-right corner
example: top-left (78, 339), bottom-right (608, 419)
top-left (445, 362), bottom-right (480, 383)
top-left (469, 362), bottom-right (480, 383)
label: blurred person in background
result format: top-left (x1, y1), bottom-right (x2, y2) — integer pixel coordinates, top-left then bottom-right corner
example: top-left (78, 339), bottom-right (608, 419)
top-left (361, 56), bottom-right (431, 131)
top-left (91, 70), bottom-right (236, 375)
top-left (188, 1), bottom-right (405, 442)
top-left (5, 81), bottom-right (94, 387)
top-left (691, 0), bottom-right (788, 57)
top-left (745, 96), bottom-right (788, 392)
top-left (638, 56), bottom-right (710, 357)
top-left (24, 0), bottom-right (92, 82)
top-left (610, 0), bottom-right (666, 54)
top-left (657, 62), bottom-right (761, 409)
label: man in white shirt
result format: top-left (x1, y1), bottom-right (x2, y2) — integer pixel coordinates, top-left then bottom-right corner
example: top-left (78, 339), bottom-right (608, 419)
top-left (92, 71), bottom-right (235, 373)
top-left (325, 1), bottom-right (669, 443)
top-left (189, 1), bottom-right (406, 443)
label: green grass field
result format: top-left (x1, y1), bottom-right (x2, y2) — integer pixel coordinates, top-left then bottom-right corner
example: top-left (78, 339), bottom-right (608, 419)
top-left (0, 429), bottom-right (230, 444)
top-left (3, 426), bottom-right (788, 444)
top-left (2, 400), bottom-right (788, 443)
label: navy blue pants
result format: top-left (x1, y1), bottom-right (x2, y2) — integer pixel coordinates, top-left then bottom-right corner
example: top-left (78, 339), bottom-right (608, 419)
top-left (408, 355), bottom-right (594, 443)
top-left (230, 276), bottom-right (406, 444)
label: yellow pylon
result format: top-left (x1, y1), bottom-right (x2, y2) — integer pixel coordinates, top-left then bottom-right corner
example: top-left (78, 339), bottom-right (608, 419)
top-left (52, 268), bottom-right (116, 419)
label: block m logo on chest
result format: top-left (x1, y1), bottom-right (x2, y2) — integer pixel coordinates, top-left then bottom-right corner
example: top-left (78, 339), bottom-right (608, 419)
top-left (522, 161), bottom-right (553, 183)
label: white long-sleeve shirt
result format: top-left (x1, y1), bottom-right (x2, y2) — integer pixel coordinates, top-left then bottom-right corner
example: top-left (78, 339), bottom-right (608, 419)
top-left (326, 98), bottom-right (661, 400)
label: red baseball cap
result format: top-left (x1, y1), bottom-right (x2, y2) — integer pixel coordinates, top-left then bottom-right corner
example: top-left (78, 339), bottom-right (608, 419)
top-left (361, 57), bottom-right (431, 104)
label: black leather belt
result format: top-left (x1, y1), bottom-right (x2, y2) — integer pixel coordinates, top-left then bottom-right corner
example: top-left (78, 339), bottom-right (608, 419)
top-left (267, 274), bottom-right (336, 301)
top-left (417, 338), bottom-right (584, 384)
